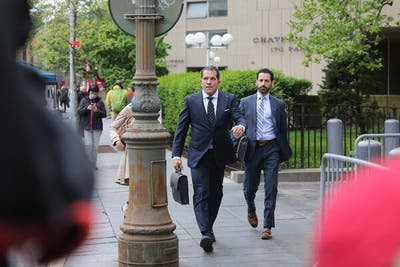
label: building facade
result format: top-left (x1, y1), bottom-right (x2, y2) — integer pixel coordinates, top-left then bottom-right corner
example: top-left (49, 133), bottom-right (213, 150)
top-left (164, 0), bottom-right (400, 95)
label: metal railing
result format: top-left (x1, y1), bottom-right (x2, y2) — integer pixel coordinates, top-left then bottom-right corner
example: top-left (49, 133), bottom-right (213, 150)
top-left (286, 103), bottom-right (399, 169)
top-left (319, 153), bottom-right (388, 210)
top-left (353, 133), bottom-right (400, 160)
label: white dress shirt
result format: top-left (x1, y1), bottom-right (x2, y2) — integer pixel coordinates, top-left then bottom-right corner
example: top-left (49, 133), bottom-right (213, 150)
top-left (202, 90), bottom-right (218, 115)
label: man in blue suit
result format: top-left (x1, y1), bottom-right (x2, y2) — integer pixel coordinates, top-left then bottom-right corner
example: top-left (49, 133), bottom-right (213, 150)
top-left (240, 68), bottom-right (292, 240)
top-left (172, 66), bottom-right (246, 252)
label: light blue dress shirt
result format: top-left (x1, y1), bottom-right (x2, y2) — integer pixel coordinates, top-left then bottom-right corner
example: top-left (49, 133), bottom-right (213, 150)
top-left (257, 92), bottom-right (276, 140)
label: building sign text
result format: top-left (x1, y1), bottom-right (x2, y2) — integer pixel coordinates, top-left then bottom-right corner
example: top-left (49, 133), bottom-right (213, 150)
top-left (253, 36), bottom-right (301, 53)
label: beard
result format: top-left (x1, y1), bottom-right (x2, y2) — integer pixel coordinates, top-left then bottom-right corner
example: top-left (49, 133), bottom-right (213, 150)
top-left (258, 86), bottom-right (270, 95)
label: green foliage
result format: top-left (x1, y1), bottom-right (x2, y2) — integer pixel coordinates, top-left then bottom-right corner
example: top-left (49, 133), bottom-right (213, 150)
top-left (319, 58), bottom-right (381, 133)
top-left (287, 0), bottom-right (396, 133)
top-left (31, 1), bottom-right (70, 71)
top-left (287, 0), bottom-right (398, 74)
top-left (158, 69), bottom-right (312, 135)
top-left (30, 0), bottom-right (170, 88)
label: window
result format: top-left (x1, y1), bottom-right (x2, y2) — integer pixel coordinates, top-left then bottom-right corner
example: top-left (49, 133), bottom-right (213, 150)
top-left (187, 66), bottom-right (226, 72)
top-left (187, 0), bottom-right (227, 19)
top-left (209, 0), bottom-right (227, 17)
top-left (187, 2), bottom-right (207, 18)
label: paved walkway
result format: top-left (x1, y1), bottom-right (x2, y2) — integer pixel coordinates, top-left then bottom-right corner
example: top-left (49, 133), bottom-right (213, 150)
top-left (55, 107), bottom-right (320, 267)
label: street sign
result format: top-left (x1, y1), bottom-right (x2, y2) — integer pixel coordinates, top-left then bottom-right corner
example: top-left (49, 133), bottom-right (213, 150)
top-left (75, 40), bottom-right (81, 49)
top-left (69, 40), bottom-right (81, 49)
top-left (108, 0), bottom-right (183, 37)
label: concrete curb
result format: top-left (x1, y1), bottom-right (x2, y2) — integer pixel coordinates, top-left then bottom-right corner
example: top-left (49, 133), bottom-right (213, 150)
top-left (230, 168), bottom-right (320, 183)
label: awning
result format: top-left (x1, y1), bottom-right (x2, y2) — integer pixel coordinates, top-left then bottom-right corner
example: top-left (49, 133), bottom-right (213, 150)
top-left (18, 62), bottom-right (58, 85)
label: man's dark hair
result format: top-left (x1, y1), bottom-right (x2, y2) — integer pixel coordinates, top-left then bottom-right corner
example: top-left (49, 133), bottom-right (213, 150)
top-left (201, 66), bottom-right (220, 80)
top-left (257, 68), bottom-right (274, 81)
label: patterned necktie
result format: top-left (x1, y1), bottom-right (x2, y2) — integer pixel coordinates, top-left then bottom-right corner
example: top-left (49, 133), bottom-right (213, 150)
top-left (257, 96), bottom-right (265, 140)
top-left (207, 96), bottom-right (215, 125)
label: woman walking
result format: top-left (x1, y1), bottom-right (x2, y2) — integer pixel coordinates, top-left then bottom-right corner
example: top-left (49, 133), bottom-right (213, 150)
top-left (78, 84), bottom-right (107, 169)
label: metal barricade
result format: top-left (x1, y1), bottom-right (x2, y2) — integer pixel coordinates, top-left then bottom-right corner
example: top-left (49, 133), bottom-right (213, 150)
top-left (320, 153), bottom-right (387, 209)
top-left (354, 133), bottom-right (400, 161)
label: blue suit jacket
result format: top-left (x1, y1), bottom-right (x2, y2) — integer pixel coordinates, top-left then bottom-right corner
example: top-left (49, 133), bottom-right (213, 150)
top-left (172, 90), bottom-right (246, 168)
top-left (240, 93), bottom-right (292, 163)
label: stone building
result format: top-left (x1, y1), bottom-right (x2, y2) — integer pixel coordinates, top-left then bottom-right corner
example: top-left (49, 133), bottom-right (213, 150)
top-left (164, 0), bottom-right (400, 97)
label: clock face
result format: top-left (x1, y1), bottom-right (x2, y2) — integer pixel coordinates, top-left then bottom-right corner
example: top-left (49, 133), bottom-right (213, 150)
top-left (109, 0), bottom-right (184, 37)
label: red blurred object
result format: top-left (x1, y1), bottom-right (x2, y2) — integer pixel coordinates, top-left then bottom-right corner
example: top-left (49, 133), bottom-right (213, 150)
top-left (85, 79), bottom-right (91, 92)
top-left (74, 40), bottom-right (80, 49)
top-left (69, 40), bottom-right (80, 49)
top-left (312, 158), bottom-right (400, 267)
top-left (96, 77), bottom-right (105, 90)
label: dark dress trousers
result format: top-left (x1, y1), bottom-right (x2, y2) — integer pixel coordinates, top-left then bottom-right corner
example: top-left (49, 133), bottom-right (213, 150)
top-left (240, 93), bottom-right (292, 228)
top-left (172, 90), bottom-right (246, 234)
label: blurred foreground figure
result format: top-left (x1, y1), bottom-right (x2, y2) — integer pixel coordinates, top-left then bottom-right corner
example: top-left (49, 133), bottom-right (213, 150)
top-left (313, 158), bottom-right (400, 267)
top-left (0, 0), bottom-right (94, 265)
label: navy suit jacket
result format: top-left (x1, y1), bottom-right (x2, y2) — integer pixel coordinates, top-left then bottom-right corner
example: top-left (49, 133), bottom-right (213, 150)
top-left (240, 93), bottom-right (292, 163)
top-left (172, 90), bottom-right (246, 168)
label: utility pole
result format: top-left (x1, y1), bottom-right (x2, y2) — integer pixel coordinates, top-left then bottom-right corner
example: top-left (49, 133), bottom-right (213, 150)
top-left (69, 0), bottom-right (78, 130)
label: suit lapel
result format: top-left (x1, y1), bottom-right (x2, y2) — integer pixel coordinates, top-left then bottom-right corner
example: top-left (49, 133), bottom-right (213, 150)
top-left (269, 96), bottom-right (277, 129)
top-left (215, 90), bottom-right (226, 123)
top-left (195, 91), bottom-right (209, 124)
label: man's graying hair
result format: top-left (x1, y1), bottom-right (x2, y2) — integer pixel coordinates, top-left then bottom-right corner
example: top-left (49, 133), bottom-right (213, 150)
top-left (257, 68), bottom-right (274, 81)
top-left (201, 66), bottom-right (220, 80)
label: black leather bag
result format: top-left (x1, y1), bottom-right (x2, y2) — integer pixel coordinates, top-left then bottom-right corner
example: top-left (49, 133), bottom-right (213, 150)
top-left (236, 135), bottom-right (248, 162)
top-left (170, 171), bottom-right (189, 205)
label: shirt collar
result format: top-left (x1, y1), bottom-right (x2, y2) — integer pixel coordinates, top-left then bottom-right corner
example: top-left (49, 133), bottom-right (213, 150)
top-left (203, 89), bottom-right (218, 99)
top-left (257, 91), bottom-right (269, 101)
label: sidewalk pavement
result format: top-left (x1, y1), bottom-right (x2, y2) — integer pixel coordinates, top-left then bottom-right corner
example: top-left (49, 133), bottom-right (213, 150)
top-left (56, 110), bottom-right (320, 267)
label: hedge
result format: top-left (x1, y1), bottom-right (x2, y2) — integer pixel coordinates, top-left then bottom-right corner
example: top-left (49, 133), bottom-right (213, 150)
top-left (158, 69), bottom-right (312, 136)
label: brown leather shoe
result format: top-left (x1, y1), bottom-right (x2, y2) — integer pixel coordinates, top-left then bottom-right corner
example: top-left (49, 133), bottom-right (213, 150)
top-left (248, 211), bottom-right (258, 228)
top-left (261, 228), bottom-right (272, 240)
top-left (115, 177), bottom-right (129, 186)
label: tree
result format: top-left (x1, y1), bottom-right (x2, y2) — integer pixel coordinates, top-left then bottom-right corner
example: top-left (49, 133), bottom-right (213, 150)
top-left (30, 0), bottom-right (170, 88)
top-left (287, 0), bottom-right (397, 74)
top-left (29, 1), bottom-right (68, 70)
top-left (318, 58), bottom-right (381, 133)
top-left (287, 0), bottom-right (398, 132)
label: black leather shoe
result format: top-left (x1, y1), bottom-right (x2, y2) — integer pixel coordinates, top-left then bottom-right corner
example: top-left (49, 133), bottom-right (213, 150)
top-left (200, 235), bottom-right (213, 252)
top-left (210, 231), bottom-right (216, 243)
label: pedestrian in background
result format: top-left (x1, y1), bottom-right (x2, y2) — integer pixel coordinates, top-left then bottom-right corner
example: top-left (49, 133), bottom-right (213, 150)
top-left (127, 86), bottom-right (135, 104)
top-left (110, 103), bottom-right (133, 185)
top-left (239, 68), bottom-right (292, 240)
top-left (77, 85), bottom-right (88, 105)
top-left (172, 66), bottom-right (246, 253)
top-left (77, 85), bottom-right (89, 137)
top-left (79, 84), bottom-right (107, 169)
top-left (105, 80), bottom-right (128, 120)
top-left (59, 85), bottom-right (70, 113)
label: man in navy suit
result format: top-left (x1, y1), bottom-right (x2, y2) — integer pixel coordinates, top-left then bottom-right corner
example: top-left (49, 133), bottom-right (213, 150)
top-left (172, 66), bottom-right (246, 252)
top-left (240, 68), bottom-right (292, 240)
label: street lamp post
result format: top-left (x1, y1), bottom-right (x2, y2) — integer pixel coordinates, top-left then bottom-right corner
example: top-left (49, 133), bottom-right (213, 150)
top-left (185, 32), bottom-right (233, 67)
top-left (108, 0), bottom-right (183, 266)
